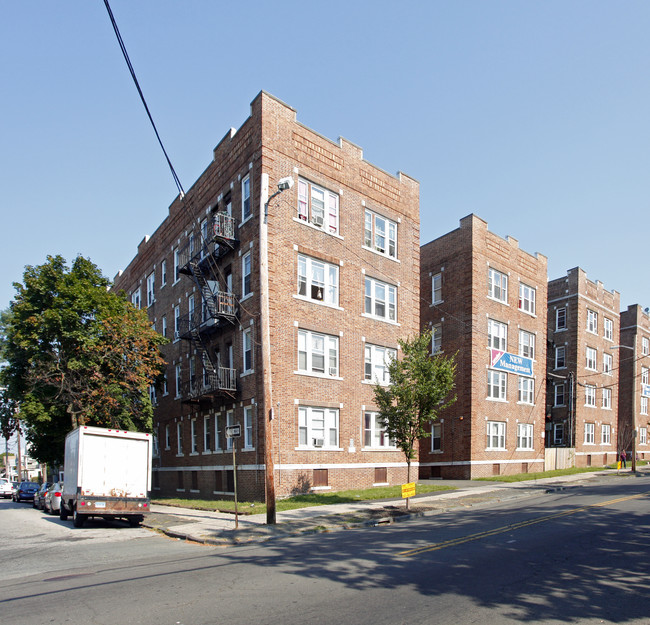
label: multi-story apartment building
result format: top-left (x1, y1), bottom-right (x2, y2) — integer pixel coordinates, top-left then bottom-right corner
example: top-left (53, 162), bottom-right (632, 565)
top-left (618, 304), bottom-right (650, 463)
top-left (113, 91), bottom-right (420, 501)
top-left (419, 214), bottom-right (548, 479)
top-left (546, 268), bottom-right (620, 468)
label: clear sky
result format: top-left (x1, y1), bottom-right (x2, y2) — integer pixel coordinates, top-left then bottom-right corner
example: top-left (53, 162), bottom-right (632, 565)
top-left (1, 1), bottom-right (649, 315)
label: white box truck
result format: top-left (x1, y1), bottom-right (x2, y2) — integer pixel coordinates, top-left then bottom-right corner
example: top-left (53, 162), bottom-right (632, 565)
top-left (60, 425), bottom-right (152, 528)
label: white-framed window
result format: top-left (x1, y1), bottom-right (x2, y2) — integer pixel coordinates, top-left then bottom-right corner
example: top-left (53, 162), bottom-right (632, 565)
top-left (601, 424), bottom-right (611, 445)
top-left (131, 288), bottom-right (141, 309)
top-left (431, 422), bottom-right (442, 452)
top-left (175, 364), bottom-right (182, 398)
top-left (161, 315), bottom-right (167, 339)
top-left (297, 178), bottom-right (339, 234)
top-left (364, 209), bottom-right (397, 259)
top-left (555, 346), bottom-right (566, 369)
top-left (518, 330), bottom-right (535, 359)
top-left (587, 309), bottom-right (598, 334)
top-left (363, 411), bottom-right (393, 448)
top-left (161, 260), bottom-right (167, 287)
top-left (517, 423), bottom-right (534, 450)
top-left (191, 419), bottom-right (198, 454)
top-left (203, 416), bottom-right (211, 452)
top-left (518, 283), bottom-right (536, 315)
top-left (188, 294), bottom-right (195, 323)
top-left (165, 424), bottom-right (171, 450)
top-left (518, 377), bottom-right (534, 404)
top-left (642, 366), bottom-right (649, 385)
top-left (554, 384), bottom-right (565, 407)
top-left (174, 305), bottom-right (180, 339)
top-left (298, 406), bottom-right (339, 448)
top-left (148, 385), bottom-right (157, 406)
top-left (603, 353), bottom-right (613, 375)
top-left (604, 318), bottom-right (613, 341)
top-left (176, 422), bottom-right (184, 455)
top-left (486, 421), bottom-right (506, 450)
top-left (173, 248), bottom-right (180, 282)
top-left (584, 422), bottom-right (595, 444)
top-left (241, 174), bottom-right (251, 221)
top-left (602, 387), bottom-right (612, 409)
top-left (585, 385), bottom-right (596, 407)
top-left (642, 397), bottom-right (648, 416)
top-left (242, 328), bottom-right (253, 374)
top-left (553, 423), bottom-right (564, 445)
top-left (298, 330), bottom-right (339, 377)
top-left (226, 411), bottom-right (234, 451)
top-left (163, 373), bottom-right (168, 396)
top-left (640, 427), bottom-right (648, 445)
top-left (242, 251), bottom-right (252, 298)
top-left (643, 337), bottom-right (650, 356)
top-left (147, 272), bottom-right (155, 306)
top-left (365, 277), bottom-right (397, 322)
top-left (586, 347), bottom-right (597, 371)
top-left (488, 267), bottom-right (508, 303)
top-left (214, 415), bottom-right (222, 451)
top-left (556, 307), bottom-right (567, 330)
top-left (432, 273), bottom-right (442, 304)
top-left (488, 319), bottom-right (507, 351)
top-left (297, 254), bottom-right (339, 307)
top-left (364, 344), bottom-right (396, 385)
top-left (488, 370), bottom-right (507, 401)
top-left (244, 405), bottom-right (254, 449)
top-left (432, 324), bottom-right (442, 354)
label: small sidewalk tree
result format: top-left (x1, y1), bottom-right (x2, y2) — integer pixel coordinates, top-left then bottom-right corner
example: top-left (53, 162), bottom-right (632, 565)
top-left (373, 329), bottom-right (456, 509)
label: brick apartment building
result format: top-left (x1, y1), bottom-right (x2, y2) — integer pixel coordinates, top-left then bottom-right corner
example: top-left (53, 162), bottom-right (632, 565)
top-left (419, 215), bottom-right (548, 479)
top-left (113, 91), bottom-right (420, 501)
top-left (618, 304), bottom-right (650, 462)
top-left (546, 268), bottom-right (620, 468)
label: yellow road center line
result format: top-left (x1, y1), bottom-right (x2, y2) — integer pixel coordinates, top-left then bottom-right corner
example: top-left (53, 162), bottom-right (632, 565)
top-left (398, 493), bottom-right (646, 557)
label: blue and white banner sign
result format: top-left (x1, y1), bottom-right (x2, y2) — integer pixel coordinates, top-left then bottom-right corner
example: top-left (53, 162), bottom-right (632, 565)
top-left (490, 349), bottom-right (533, 376)
top-left (642, 384), bottom-right (650, 398)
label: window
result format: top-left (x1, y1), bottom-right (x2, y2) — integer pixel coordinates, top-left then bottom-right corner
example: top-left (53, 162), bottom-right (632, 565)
top-left (200, 219), bottom-right (209, 259)
top-left (242, 251), bottom-right (252, 298)
top-left (518, 283), bottom-right (536, 315)
top-left (298, 406), bottom-right (339, 448)
top-left (297, 178), bottom-right (339, 234)
top-left (488, 268), bottom-right (508, 303)
top-left (161, 260), bottom-right (167, 287)
top-left (163, 373), bottom-right (168, 396)
top-left (297, 254), bottom-right (339, 307)
top-left (242, 328), bottom-right (253, 373)
top-left (363, 411), bottom-right (393, 448)
top-left (518, 330), bottom-right (535, 359)
top-left (173, 248), bottom-right (180, 282)
top-left (191, 419), bottom-right (198, 454)
top-left (642, 366), bottom-right (649, 385)
top-left (364, 344), bottom-right (396, 385)
top-left (131, 288), bottom-right (141, 309)
top-left (553, 423), bottom-right (564, 445)
top-left (586, 347), bottom-right (597, 371)
top-left (364, 210), bottom-right (397, 258)
top-left (642, 397), bottom-right (649, 416)
top-left (587, 309), bottom-right (598, 334)
top-left (601, 424), bottom-right (611, 445)
top-left (431, 422), bottom-right (442, 451)
top-left (214, 415), bottom-right (222, 451)
top-left (643, 337), bottom-right (650, 356)
top-left (203, 416), bottom-right (211, 452)
top-left (174, 306), bottom-right (180, 339)
top-left (488, 319), bottom-right (507, 351)
top-left (488, 370), bottom-right (507, 401)
top-left (604, 318), bottom-right (613, 341)
top-left (584, 423), bottom-right (595, 444)
top-left (640, 427), bottom-right (648, 445)
top-left (486, 421), bottom-right (506, 450)
top-left (226, 411), bottom-right (234, 451)
top-left (603, 353), bottom-right (613, 375)
top-left (554, 384), bottom-right (565, 407)
top-left (365, 277), bottom-right (397, 322)
top-left (556, 307), bottom-right (567, 330)
top-left (298, 330), bottom-right (338, 377)
top-left (518, 377), bottom-right (534, 404)
top-left (602, 387), bottom-right (612, 409)
top-left (244, 406), bottom-right (254, 449)
top-left (165, 424), bottom-right (171, 449)
top-left (147, 272), bottom-right (155, 306)
top-left (432, 273), bottom-right (442, 304)
top-left (162, 315), bottom-right (167, 338)
top-left (242, 174), bottom-right (251, 221)
top-left (175, 364), bottom-right (182, 398)
top-left (517, 424), bottom-right (534, 450)
top-left (585, 385), bottom-right (596, 407)
top-left (432, 324), bottom-right (442, 354)
top-left (176, 422), bottom-right (184, 455)
top-left (555, 346), bottom-right (566, 369)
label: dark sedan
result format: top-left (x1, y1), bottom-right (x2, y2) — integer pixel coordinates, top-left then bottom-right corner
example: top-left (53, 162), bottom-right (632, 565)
top-left (12, 481), bottom-right (40, 503)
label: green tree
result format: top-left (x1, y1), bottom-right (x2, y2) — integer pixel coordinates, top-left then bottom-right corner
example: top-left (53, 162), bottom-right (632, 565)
top-left (0, 387), bottom-right (19, 478)
top-left (373, 329), bottom-right (456, 507)
top-left (0, 255), bottom-right (167, 466)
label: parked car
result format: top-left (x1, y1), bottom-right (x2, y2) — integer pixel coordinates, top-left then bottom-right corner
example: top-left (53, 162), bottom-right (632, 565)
top-left (43, 481), bottom-right (63, 515)
top-left (33, 482), bottom-right (52, 509)
top-left (12, 481), bottom-right (39, 503)
top-left (0, 478), bottom-right (13, 499)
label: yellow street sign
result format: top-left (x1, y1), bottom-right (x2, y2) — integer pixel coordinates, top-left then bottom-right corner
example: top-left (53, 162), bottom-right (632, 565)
top-left (402, 482), bottom-right (416, 499)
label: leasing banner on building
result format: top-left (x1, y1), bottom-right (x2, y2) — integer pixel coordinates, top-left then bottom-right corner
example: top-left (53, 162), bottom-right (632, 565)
top-left (490, 349), bottom-right (533, 376)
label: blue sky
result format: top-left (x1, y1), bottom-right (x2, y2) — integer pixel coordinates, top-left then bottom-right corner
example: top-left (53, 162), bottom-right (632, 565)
top-left (1, 1), bottom-right (649, 315)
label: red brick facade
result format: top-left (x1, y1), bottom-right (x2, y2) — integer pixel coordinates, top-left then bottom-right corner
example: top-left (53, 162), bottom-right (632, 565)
top-left (419, 215), bottom-right (548, 479)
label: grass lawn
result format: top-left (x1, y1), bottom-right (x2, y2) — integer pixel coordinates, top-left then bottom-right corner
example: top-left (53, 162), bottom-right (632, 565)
top-left (152, 481), bottom-right (454, 515)
top-left (475, 461), bottom-right (646, 483)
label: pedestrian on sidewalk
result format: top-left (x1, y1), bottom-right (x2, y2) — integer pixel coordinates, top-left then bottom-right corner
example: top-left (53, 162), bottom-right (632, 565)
top-left (621, 450), bottom-right (627, 468)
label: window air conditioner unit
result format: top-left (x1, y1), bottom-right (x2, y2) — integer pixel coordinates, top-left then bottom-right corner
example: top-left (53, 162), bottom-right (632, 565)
top-left (174, 331), bottom-right (181, 340)
top-left (311, 215), bottom-right (324, 227)
top-left (329, 367), bottom-right (337, 377)
top-left (312, 438), bottom-right (324, 448)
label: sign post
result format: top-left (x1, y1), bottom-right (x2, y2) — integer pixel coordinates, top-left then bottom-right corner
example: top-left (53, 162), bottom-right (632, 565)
top-left (226, 424), bottom-right (241, 528)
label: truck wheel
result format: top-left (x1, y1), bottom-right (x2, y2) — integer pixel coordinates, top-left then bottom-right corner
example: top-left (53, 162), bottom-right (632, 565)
top-left (59, 503), bottom-right (69, 521)
top-left (73, 508), bottom-right (86, 528)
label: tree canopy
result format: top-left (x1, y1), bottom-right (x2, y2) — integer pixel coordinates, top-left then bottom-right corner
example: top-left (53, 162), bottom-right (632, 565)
top-left (0, 255), bottom-right (167, 465)
top-left (373, 329), bottom-right (456, 489)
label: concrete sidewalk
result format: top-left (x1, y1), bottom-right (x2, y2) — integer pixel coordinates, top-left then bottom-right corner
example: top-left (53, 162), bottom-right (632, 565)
top-left (144, 468), bottom-right (645, 547)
